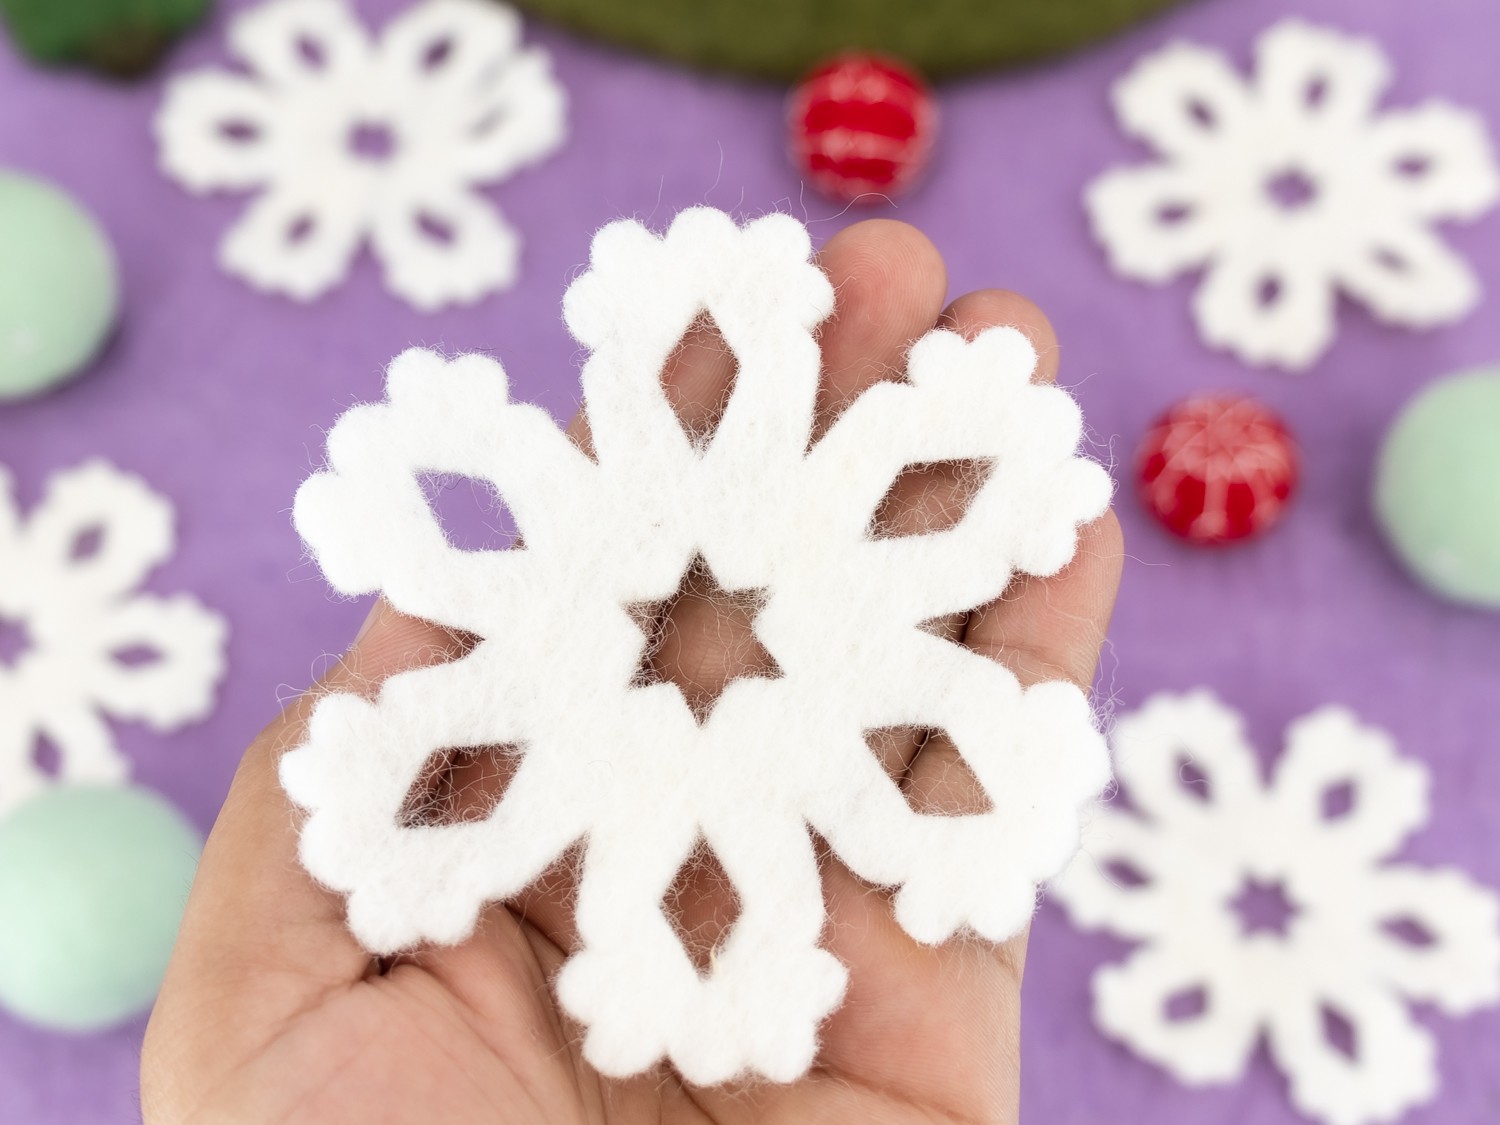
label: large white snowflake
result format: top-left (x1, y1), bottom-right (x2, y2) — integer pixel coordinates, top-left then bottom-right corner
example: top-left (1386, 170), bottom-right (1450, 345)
top-left (1088, 19), bottom-right (1500, 370)
top-left (281, 207), bottom-right (1113, 1084)
top-left (1051, 691), bottom-right (1500, 1125)
top-left (154, 0), bottom-right (566, 309)
top-left (0, 461), bottom-right (228, 816)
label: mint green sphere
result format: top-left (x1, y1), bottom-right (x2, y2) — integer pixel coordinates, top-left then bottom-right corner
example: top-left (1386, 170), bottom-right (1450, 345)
top-left (0, 785), bottom-right (201, 1032)
top-left (0, 170), bottom-right (119, 400)
top-left (1374, 368), bottom-right (1500, 608)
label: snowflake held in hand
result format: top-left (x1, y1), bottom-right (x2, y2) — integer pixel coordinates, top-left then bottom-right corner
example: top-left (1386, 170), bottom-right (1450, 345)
top-left (1051, 691), bottom-right (1500, 1125)
top-left (0, 461), bottom-right (228, 815)
top-left (282, 207), bottom-right (1113, 1084)
top-left (154, 0), bottom-right (565, 309)
top-left (1088, 19), bottom-right (1500, 370)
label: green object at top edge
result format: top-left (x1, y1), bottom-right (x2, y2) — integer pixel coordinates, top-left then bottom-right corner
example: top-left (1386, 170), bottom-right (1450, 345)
top-left (0, 0), bottom-right (211, 77)
top-left (510, 0), bottom-right (1192, 81)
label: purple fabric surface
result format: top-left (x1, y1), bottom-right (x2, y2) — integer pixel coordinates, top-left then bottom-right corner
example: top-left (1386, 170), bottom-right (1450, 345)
top-left (2, 0), bottom-right (1498, 1120)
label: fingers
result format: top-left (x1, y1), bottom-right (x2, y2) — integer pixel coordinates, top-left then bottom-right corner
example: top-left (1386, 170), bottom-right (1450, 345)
top-left (149, 601), bottom-right (464, 1083)
top-left (938, 287), bottom-right (1061, 385)
top-left (962, 511), bottom-right (1125, 690)
top-left (813, 219), bottom-right (949, 440)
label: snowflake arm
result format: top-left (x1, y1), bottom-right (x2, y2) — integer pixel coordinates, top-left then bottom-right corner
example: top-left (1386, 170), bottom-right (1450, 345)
top-left (228, 0), bottom-right (372, 89)
top-left (1251, 19), bottom-right (1389, 127)
top-left (0, 461), bottom-right (227, 814)
top-left (293, 349), bottom-right (596, 636)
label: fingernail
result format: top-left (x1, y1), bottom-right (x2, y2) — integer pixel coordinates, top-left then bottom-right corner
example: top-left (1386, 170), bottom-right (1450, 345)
top-left (351, 600), bottom-right (382, 647)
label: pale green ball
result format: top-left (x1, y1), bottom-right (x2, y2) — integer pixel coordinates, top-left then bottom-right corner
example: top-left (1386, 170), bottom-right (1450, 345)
top-left (0, 170), bottom-right (119, 400)
top-left (1374, 368), bottom-right (1500, 608)
top-left (0, 785), bottom-right (201, 1032)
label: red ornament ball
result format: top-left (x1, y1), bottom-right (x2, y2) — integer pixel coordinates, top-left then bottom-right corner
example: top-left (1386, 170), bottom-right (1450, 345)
top-left (1137, 394), bottom-right (1300, 545)
top-left (788, 53), bottom-right (937, 204)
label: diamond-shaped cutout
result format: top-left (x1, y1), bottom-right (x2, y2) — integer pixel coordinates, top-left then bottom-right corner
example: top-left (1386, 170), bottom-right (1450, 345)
top-left (661, 838), bottom-right (742, 977)
top-left (0, 616), bottom-right (30, 668)
top-left (868, 458), bottom-right (993, 539)
top-left (863, 727), bottom-right (995, 816)
top-left (628, 553), bottom-right (782, 725)
top-left (662, 313), bottom-right (739, 449)
top-left (418, 472), bottom-right (521, 553)
top-left (397, 743), bottom-right (523, 827)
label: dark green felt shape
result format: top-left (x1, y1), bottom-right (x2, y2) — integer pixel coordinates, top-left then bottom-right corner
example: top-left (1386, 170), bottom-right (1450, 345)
top-left (510, 0), bottom-right (1191, 80)
top-left (0, 0), bottom-right (210, 77)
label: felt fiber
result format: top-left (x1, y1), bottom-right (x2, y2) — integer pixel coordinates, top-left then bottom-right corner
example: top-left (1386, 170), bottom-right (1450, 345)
top-left (0, 171), bottom-right (119, 401)
top-left (0, 461), bottom-right (228, 816)
top-left (154, 0), bottom-right (566, 310)
top-left (1052, 691), bottom-right (1500, 1125)
top-left (508, 0), bottom-right (1189, 82)
top-left (1373, 368), bottom-right (1500, 609)
top-left (1087, 20), bottom-right (1500, 371)
top-left (283, 206), bottom-right (1113, 1084)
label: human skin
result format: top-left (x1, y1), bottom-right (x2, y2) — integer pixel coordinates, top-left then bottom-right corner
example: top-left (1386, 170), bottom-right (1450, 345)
top-left (140, 218), bottom-right (1124, 1124)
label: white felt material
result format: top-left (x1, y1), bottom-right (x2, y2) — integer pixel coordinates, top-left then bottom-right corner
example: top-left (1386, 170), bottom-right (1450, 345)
top-left (154, 0), bottom-right (566, 309)
top-left (283, 206), bottom-right (1113, 1084)
top-left (0, 461), bottom-right (228, 815)
top-left (1051, 691), bottom-right (1500, 1125)
top-left (1087, 19), bottom-right (1500, 370)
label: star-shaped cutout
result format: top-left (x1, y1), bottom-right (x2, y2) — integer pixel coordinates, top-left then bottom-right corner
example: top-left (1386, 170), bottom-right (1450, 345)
top-left (627, 554), bottom-right (782, 725)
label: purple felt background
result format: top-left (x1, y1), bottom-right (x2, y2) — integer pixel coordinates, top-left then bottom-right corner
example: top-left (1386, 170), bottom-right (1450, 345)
top-left (2, 0), bottom-right (1499, 1120)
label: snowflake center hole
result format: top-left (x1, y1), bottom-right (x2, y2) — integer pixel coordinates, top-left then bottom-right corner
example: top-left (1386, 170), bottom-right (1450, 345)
top-left (1231, 877), bottom-right (1298, 937)
top-left (0, 615), bottom-right (32, 668)
top-left (398, 743), bottom-right (523, 827)
top-left (627, 554), bottom-right (781, 726)
top-left (662, 839), bottom-right (743, 978)
top-left (1265, 168), bottom-right (1319, 212)
top-left (348, 120), bottom-right (397, 162)
top-left (418, 471), bottom-right (522, 552)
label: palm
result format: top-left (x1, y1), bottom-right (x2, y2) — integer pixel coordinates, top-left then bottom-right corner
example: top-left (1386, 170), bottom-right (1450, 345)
top-left (143, 221), bottom-right (1121, 1125)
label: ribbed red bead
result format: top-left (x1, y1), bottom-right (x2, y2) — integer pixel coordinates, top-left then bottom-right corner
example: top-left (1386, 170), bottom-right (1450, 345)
top-left (788, 53), bottom-right (936, 204)
top-left (1137, 394), bottom-right (1299, 545)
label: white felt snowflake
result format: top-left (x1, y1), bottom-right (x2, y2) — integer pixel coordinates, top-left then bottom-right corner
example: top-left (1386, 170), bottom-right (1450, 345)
top-left (1088, 19), bottom-right (1500, 370)
top-left (0, 461), bottom-right (228, 815)
top-left (154, 0), bottom-right (566, 309)
top-left (1051, 691), bottom-right (1500, 1125)
top-left (281, 207), bottom-right (1113, 1084)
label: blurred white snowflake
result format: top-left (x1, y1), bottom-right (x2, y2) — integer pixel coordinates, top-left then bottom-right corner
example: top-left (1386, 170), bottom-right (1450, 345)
top-left (0, 461), bottom-right (227, 814)
top-left (1087, 20), bottom-right (1500, 370)
top-left (155, 0), bottom-right (566, 309)
top-left (1052, 690), bottom-right (1500, 1125)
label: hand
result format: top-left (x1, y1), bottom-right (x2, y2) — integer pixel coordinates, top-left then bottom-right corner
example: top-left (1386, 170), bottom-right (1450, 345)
top-left (141, 219), bottom-right (1123, 1124)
